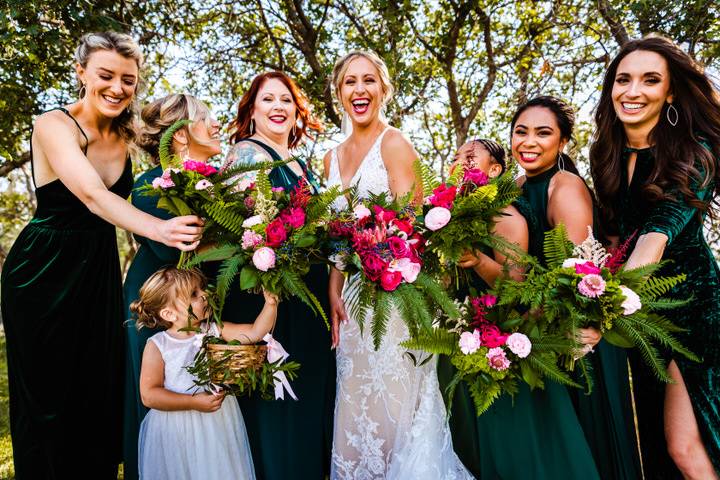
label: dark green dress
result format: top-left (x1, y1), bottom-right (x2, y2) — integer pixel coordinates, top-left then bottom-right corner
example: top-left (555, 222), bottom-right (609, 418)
top-left (523, 165), bottom-right (641, 479)
top-left (615, 146), bottom-right (720, 477)
top-left (437, 196), bottom-right (602, 479)
top-left (0, 107), bottom-right (131, 479)
top-left (229, 139), bottom-right (336, 480)
top-left (122, 165), bottom-right (180, 480)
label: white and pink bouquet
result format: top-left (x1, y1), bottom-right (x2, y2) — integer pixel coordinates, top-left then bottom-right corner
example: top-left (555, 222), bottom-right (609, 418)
top-left (493, 225), bottom-right (698, 382)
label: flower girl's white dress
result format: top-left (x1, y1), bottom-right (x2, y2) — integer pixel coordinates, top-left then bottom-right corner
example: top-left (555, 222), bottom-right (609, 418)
top-left (138, 325), bottom-right (256, 479)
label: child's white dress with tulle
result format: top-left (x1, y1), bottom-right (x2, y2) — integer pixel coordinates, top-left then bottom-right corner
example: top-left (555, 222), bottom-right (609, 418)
top-left (138, 325), bottom-right (256, 479)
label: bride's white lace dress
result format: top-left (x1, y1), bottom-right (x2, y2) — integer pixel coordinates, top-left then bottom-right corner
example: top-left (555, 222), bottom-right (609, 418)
top-left (327, 128), bottom-right (473, 480)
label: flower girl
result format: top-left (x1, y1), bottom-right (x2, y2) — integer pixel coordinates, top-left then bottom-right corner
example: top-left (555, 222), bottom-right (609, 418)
top-left (131, 267), bottom-right (278, 479)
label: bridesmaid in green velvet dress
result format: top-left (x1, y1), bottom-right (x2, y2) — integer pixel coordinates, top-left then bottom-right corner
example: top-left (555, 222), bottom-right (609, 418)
top-left (221, 71), bottom-right (336, 480)
top-left (122, 93), bottom-right (222, 480)
top-left (0, 32), bottom-right (202, 479)
top-left (590, 36), bottom-right (720, 479)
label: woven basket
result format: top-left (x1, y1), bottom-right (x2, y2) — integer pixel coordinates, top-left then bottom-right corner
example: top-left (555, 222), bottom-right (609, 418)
top-left (207, 344), bottom-right (267, 384)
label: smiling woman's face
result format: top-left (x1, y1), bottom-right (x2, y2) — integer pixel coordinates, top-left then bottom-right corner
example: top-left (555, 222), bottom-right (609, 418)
top-left (339, 56), bottom-right (384, 127)
top-left (251, 78), bottom-right (297, 139)
top-left (77, 49), bottom-right (138, 118)
top-left (511, 106), bottom-right (567, 176)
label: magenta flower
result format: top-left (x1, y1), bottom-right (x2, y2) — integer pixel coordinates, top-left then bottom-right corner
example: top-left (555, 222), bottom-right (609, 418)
top-left (577, 274), bottom-right (606, 298)
top-left (486, 347), bottom-right (511, 371)
top-left (463, 168), bottom-right (489, 186)
top-left (575, 261), bottom-right (601, 275)
top-left (183, 160), bottom-right (217, 176)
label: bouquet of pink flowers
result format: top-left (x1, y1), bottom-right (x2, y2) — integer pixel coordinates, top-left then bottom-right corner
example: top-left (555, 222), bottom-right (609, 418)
top-left (493, 225), bottom-right (698, 382)
top-left (403, 292), bottom-right (577, 415)
top-left (326, 192), bottom-right (458, 349)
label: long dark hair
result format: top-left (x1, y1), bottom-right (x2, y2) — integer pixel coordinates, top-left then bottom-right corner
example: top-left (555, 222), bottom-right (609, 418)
top-left (228, 71), bottom-right (322, 148)
top-left (510, 95), bottom-right (581, 177)
top-left (590, 35), bottom-right (720, 228)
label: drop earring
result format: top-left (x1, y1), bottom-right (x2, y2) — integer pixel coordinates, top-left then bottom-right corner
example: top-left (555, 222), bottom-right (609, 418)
top-left (249, 119), bottom-right (255, 135)
top-left (666, 103), bottom-right (679, 127)
top-left (78, 83), bottom-right (86, 99)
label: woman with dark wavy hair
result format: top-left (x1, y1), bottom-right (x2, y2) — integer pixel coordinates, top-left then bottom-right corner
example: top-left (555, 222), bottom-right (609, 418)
top-left (222, 71), bottom-right (335, 480)
top-left (590, 35), bottom-right (720, 479)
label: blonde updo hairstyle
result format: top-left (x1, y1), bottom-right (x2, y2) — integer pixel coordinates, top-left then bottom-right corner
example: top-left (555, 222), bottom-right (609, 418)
top-left (75, 32), bottom-right (144, 145)
top-left (130, 267), bottom-right (208, 330)
top-left (137, 94), bottom-right (214, 164)
top-left (330, 50), bottom-right (395, 112)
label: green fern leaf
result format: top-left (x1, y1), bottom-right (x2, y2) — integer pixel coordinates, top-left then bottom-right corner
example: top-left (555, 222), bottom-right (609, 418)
top-left (637, 274), bottom-right (686, 300)
top-left (413, 159), bottom-right (440, 197)
top-left (401, 329), bottom-right (457, 355)
top-left (215, 254), bottom-right (245, 311)
top-left (202, 202), bottom-right (245, 236)
top-left (543, 224), bottom-right (574, 268)
top-left (371, 290), bottom-right (393, 350)
top-left (159, 119), bottom-right (192, 170)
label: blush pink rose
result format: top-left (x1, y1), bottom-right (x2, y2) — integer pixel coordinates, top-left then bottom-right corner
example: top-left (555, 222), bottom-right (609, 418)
top-left (619, 285), bottom-right (642, 315)
top-left (486, 347), bottom-right (511, 371)
top-left (265, 219), bottom-right (288, 247)
top-left (195, 179), bottom-right (213, 190)
top-left (241, 230), bottom-right (263, 249)
top-left (379, 269), bottom-right (403, 291)
top-left (388, 257), bottom-right (421, 283)
top-left (424, 207), bottom-right (451, 231)
top-left (459, 330), bottom-right (482, 355)
top-left (252, 247), bottom-right (276, 271)
top-left (353, 204), bottom-right (372, 220)
top-left (480, 324), bottom-right (509, 348)
top-left (505, 332), bottom-right (532, 358)
top-left (577, 274), bottom-right (606, 298)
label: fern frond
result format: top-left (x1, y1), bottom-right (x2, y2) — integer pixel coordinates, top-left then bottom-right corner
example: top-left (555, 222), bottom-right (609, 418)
top-left (280, 270), bottom-right (329, 327)
top-left (255, 168), bottom-right (273, 198)
top-left (159, 119), bottom-right (192, 169)
top-left (611, 317), bottom-right (672, 382)
top-left (526, 354), bottom-right (581, 388)
top-left (216, 255), bottom-right (245, 311)
top-left (413, 159), bottom-right (440, 197)
top-left (202, 202), bottom-right (245, 236)
top-left (371, 290), bottom-right (393, 350)
top-left (415, 272), bottom-right (460, 320)
top-left (184, 245), bottom-right (239, 268)
top-left (401, 329), bottom-right (457, 355)
top-left (637, 274), bottom-right (686, 300)
top-left (543, 224), bottom-right (574, 268)
top-left (468, 376), bottom-right (502, 416)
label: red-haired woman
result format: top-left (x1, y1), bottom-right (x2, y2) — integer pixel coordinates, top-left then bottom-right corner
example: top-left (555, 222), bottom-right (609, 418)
top-left (220, 71), bottom-right (334, 480)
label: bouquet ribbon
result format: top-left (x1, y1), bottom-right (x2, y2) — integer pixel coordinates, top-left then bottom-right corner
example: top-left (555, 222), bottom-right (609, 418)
top-left (263, 333), bottom-right (298, 401)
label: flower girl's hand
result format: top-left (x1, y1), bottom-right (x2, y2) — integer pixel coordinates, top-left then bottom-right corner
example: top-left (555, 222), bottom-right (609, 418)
top-left (458, 250), bottom-right (481, 269)
top-left (578, 327), bottom-right (602, 348)
top-left (262, 289), bottom-right (279, 306)
top-left (192, 391), bottom-right (225, 412)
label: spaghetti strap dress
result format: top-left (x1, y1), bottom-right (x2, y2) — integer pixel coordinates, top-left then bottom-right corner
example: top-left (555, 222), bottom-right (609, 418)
top-left (615, 145), bottom-right (720, 477)
top-left (220, 138), bottom-right (336, 480)
top-left (0, 107), bottom-right (132, 478)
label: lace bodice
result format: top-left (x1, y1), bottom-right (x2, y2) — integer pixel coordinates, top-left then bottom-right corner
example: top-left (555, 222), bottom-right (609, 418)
top-left (327, 128), bottom-right (392, 210)
top-left (148, 323), bottom-right (219, 395)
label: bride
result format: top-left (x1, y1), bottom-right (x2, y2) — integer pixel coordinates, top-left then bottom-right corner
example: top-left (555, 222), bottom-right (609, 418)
top-left (323, 50), bottom-right (473, 480)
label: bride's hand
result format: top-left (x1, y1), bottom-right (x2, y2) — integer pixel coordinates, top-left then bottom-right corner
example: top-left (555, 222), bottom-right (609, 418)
top-left (330, 294), bottom-right (347, 349)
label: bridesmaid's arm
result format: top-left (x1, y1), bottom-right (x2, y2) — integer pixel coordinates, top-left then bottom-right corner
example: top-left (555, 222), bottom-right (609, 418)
top-left (380, 129), bottom-right (421, 204)
top-left (139, 342), bottom-right (224, 412)
top-left (33, 112), bottom-right (202, 251)
top-left (547, 172), bottom-right (594, 244)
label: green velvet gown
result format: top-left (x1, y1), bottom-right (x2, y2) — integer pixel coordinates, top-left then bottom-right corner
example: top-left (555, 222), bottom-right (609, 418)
top-left (122, 165), bottom-right (180, 480)
top-left (437, 196), bottom-right (602, 479)
top-left (615, 146), bottom-right (720, 477)
top-left (0, 107), bottom-right (131, 479)
top-left (229, 139), bottom-right (336, 480)
top-left (523, 165), bottom-right (641, 479)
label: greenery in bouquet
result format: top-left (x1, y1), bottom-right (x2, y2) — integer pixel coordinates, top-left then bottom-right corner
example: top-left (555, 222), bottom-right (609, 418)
top-left (414, 160), bottom-right (521, 275)
top-left (187, 167), bottom-right (341, 325)
top-left (494, 224), bottom-right (699, 383)
top-left (138, 119), bottom-right (289, 248)
top-left (186, 333), bottom-right (300, 400)
top-left (403, 293), bottom-right (578, 415)
top-left (325, 190), bottom-right (460, 349)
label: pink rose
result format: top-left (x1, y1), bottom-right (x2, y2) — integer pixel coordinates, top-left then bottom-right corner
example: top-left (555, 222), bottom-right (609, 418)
top-left (424, 207), bottom-right (451, 231)
top-left (241, 230), bottom-right (263, 249)
top-left (252, 247), bottom-right (276, 271)
top-left (353, 204), bottom-right (372, 220)
top-left (362, 254), bottom-right (386, 282)
top-left (265, 219), bottom-right (288, 247)
top-left (372, 205), bottom-right (397, 223)
top-left (387, 236), bottom-right (410, 258)
top-left (463, 168), bottom-right (489, 186)
top-left (152, 175), bottom-right (174, 189)
top-left (480, 324), bottom-right (509, 348)
top-left (486, 347), bottom-right (511, 371)
top-left (577, 274), bottom-right (606, 298)
top-left (619, 285), bottom-right (642, 315)
top-left (575, 261), bottom-right (602, 275)
top-left (195, 179), bottom-right (213, 190)
top-left (183, 160), bottom-right (217, 176)
top-left (379, 269), bottom-right (403, 291)
top-left (280, 207), bottom-right (306, 229)
top-left (388, 257), bottom-right (421, 283)
top-left (505, 332), bottom-right (532, 358)
top-left (459, 330), bottom-right (482, 355)
top-left (429, 184), bottom-right (457, 209)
